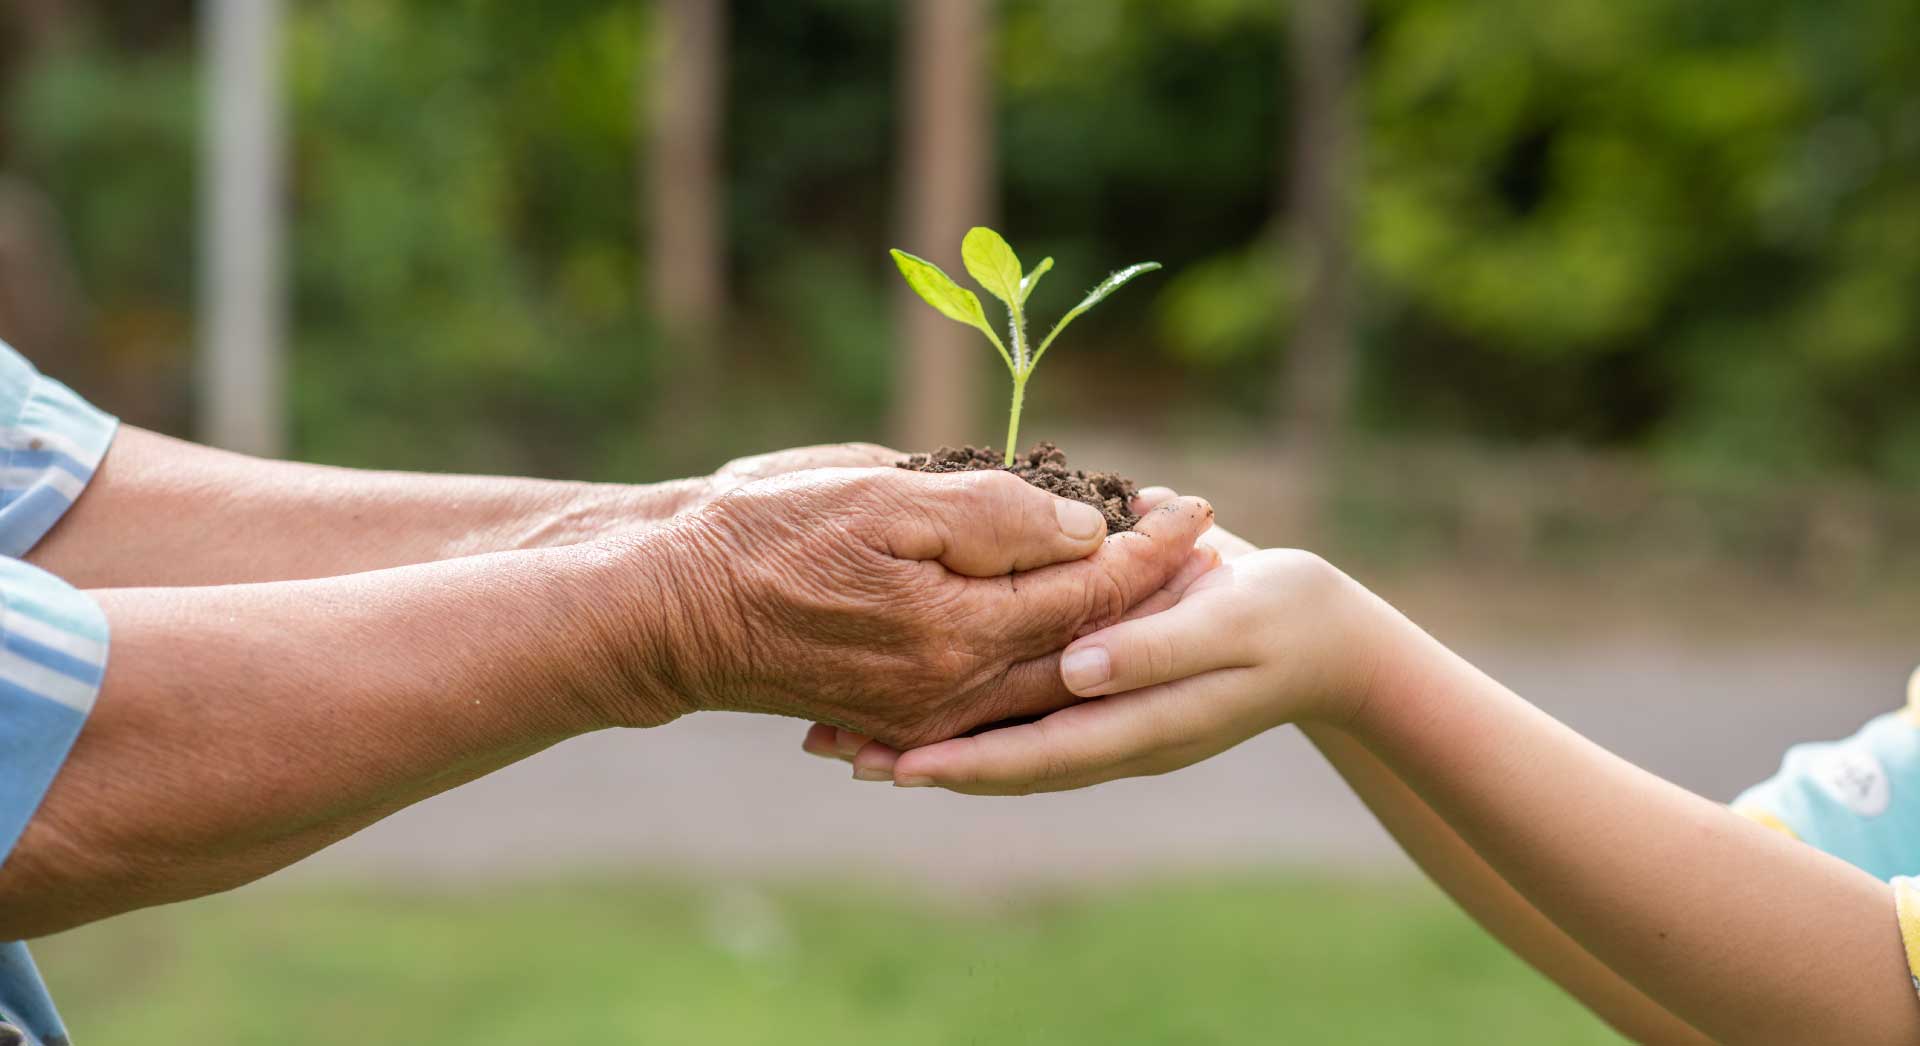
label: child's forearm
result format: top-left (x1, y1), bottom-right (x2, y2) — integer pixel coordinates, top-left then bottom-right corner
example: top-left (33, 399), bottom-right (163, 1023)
top-left (1348, 619), bottom-right (1918, 1045)
top-left (1303, 724), bottom-right (1710, 1044)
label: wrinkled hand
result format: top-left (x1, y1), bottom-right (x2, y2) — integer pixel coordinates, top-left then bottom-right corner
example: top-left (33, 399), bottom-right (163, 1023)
top-left (534, 444), bottom-right (906, 547)
top-left (704, 443), bottom-right (903, 497)
top-left (617, 468), bottom-right (1214, 748)
top-left (799, 486), bottom-right (1232, 767)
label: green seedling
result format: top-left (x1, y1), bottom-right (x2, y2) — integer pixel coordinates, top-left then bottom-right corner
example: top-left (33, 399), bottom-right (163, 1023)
top-left (891, 227), bottom-right (1160, 466)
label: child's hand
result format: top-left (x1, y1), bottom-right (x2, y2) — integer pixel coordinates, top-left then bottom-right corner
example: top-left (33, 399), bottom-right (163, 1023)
top-left (808, 490), bottom-right (1401, 794)
top-left (873, 547), bottom-right (1388, 793)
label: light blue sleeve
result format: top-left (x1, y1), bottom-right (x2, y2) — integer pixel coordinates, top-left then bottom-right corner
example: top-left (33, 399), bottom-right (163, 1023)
top-left (1732, 670), bottom-right (1920, 883)
top-left (0, 342), bottom-right (117, 1046)
top-left (0, 342), bottom-right (118, 558)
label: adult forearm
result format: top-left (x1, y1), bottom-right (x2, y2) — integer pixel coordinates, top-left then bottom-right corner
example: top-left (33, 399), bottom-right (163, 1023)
top-left (1348, 622), bottom-right (1917, 1044)
top-left (1302, 724), bottom-right (1710, 1044)
top-left (28, 427), bottom-right (706, 587)
top-left (0, 542), bottom-right (669, 938)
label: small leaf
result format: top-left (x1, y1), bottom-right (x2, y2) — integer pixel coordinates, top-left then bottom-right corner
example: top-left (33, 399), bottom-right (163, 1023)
top-left (1031, 261), bottom-right (1162, 367)
top-left (890, 249), bottom-right (1014, 371)
top-left (1078, 262), bottom-right (1162, 312)
top-left (961, 227), bottom-right (1024, 308)
top-left (890, 249), bottom-right (983, 327)
top-left (1019, 257), bottom-right (1054, 305)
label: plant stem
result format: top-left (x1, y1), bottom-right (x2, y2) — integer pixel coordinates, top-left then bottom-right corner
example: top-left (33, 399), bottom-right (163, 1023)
top-left (1004, 374), bottom-right (1027, 467)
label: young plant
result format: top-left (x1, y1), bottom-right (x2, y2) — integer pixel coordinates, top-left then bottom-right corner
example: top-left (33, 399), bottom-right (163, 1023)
top-left (891, 228), bottom-right (1160, 466)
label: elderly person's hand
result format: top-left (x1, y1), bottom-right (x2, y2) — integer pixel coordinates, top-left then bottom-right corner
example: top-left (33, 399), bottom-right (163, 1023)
top-left (605, 467), bottom-right (1215, 747)
top-left (797, 485), bottom-right (1246, 768)
top-left (701, 442), bottom-right (903, 496)
top-left (9, 461), bottom-right (1204, 939)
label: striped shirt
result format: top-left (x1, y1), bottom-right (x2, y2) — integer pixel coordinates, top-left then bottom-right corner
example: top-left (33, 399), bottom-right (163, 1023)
top-left (0, 342), bottom-right (117, 1046)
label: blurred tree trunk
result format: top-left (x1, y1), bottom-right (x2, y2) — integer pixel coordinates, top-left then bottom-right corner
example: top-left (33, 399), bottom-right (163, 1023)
top-left (892, 0), bottom-right (993, 452)
top-left (646, 0), bottom-right (726, 387)
top-left (0, 0), bottom-right (86, 370)
top-left (7, 0), bottom-right (72, 57)
top-left (0, 175), bottom-right (85, 366)
top-left (1277, 0), bottom-right (1360, 539)
top-left (199, 0), bottom-right (287, 457)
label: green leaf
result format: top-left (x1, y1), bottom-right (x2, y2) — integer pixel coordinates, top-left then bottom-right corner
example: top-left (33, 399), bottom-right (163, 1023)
top-left (1032, 262), bottom-right (1162, 367)
top-left (961, 227), bottom-right (1024, 308)
top-left (889, 248), bottom-right (1013, 372)
top-left (1019, 257), bottom-right (1054, 306)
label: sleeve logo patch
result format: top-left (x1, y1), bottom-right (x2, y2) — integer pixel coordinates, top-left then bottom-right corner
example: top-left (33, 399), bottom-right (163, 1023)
top-left (1812, 749), bottom-right (1891, 818)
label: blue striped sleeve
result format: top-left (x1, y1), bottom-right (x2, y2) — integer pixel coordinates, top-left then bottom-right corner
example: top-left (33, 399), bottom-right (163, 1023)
top-left (0, 341), bottom-right (117, 559)
top-left (0, 345), bottom-right (113, 1045)
top-left (0, 561), bottom-right (103, 1046)
top-left (0, 557), bottom-right (106, 868)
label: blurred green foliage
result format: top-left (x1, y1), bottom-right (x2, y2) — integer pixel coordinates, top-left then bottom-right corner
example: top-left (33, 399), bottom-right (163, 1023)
top-left (1358, 0), bottom-right (1920, 483)
top-left (283, 0), bottom-right (658, 476)
top-left (5, 0), bottom-right (1919, 483)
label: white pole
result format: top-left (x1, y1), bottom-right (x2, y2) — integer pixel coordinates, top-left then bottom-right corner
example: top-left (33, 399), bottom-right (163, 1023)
top-left (199, 0), bottom-right (286, 457)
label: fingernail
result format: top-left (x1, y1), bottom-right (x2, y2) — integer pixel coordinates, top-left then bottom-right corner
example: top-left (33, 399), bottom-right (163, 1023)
top-left (833, 728), bottom-right (863, 758)
top-left (852, 767), bottom-right (891, 782)
top-left (1061, 646), bottom-right (1111, 692)
top-left (1055, 498), bottom-right (1105, 541)
top-left (1134, 486), bottom-right (1178, 509)
top-left (895, 776), bottom-right (934, 788)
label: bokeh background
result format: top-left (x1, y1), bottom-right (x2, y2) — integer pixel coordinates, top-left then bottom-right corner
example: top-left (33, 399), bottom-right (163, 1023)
top-left (8, 1), bottom-right (1920, 1042)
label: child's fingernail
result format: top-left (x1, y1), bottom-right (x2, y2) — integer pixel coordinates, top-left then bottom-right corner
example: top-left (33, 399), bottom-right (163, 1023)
top-left (833, 728), bottom-right (864, 758)
top-left (852, 767), bottom-right (891, 782)
top-left (1055, 499), bottom-right (1105, 541)
top-left (895, 776), bottom-right (934, 788)
top-left (1061, 646), bottom-right (1111, 691)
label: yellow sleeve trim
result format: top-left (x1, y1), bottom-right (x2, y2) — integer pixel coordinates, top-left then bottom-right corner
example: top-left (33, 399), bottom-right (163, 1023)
top-left (1732, 804), bottom-right (1799, 841)
top-left (1892, 878), bottom-right (1920, 1000)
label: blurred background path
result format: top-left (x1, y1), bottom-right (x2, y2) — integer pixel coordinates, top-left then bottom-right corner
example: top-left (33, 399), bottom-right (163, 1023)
top-left (285, 621), bottom-right (1917, 887)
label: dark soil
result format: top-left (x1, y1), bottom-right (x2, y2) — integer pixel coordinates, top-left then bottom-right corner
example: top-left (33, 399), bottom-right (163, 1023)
top-left (897, 442), bottom-right (1141, 533)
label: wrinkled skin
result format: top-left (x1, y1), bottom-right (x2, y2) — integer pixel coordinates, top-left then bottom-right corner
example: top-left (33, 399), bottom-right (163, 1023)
top-left (800, 485), bottom-right (1241, 775)
top-left (623, 466), bottom-right (1214, 748)
top-left (702, 442), bottom-right (903, 497)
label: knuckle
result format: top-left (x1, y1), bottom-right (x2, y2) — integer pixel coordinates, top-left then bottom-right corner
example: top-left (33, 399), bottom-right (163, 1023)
top-left (838, 467), bottom-right (899, 506)
top-left (1039, 748), bottom-right (1074, 783)
top-left (1144, 630), bottom-right (1178, 684)
top-left (962, 470), bottom-right (1035, 517)
top-left (1032, 720), bottom-right (1078, 784)
top-left (1080, 565), bottom-right (1132, 631)
top-left (1254, 548), bottom-right (1347, 609)
top-left (965, 467), bottom-right (1027, 497)
top-left (1269, 548), bottom-right (1334, 585)
top-left (923, 644), bottom-right (978, 689)
top-left (699, 484), bottom-right (762, 528)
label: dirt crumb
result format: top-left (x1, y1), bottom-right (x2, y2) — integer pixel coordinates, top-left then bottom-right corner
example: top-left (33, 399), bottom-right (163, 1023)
top-left (897, 442), bottom-right (1141, 533)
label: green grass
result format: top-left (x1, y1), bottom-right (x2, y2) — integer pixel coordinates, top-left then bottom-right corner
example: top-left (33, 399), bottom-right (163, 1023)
top-left (34, 874), bottom-right (1620, 1045)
